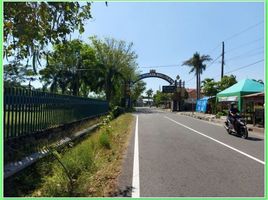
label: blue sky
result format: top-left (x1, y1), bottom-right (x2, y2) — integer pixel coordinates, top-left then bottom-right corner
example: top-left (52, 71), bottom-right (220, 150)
top-left (75, 2), bottom-right (264, 94)
top-left (34, 2), bottom-right (265, 94)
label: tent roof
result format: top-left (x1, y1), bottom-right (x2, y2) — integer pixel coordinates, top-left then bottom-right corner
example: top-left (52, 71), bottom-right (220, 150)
top-left (217, 79), bottom-right (264, 96)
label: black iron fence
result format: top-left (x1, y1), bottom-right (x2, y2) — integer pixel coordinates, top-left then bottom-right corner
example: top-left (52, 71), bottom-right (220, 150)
top-left (4, 86), bottom-right (109, 140)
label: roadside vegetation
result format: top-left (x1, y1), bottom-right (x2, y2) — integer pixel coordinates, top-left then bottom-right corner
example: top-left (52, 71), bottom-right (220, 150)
top-left (4, 116), bottom-right (101, 163)
top-left (5, 112), bottom-right (134, 197)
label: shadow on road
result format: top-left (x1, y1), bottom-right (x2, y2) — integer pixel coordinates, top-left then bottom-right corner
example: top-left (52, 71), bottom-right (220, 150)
top-left (134, 107), bottom-right (167, 114)
top-left (112, 186), bottom-right (133, 197)
top-left (246, 136), bottom-right (263, 141)
top-left (230, 134), bottom-right (263, 141)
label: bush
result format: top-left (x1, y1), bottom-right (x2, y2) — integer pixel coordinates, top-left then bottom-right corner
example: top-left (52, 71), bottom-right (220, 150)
top-left (39, 143), bottom-right (95, 196)
top-left (111, 106), bottom-right (125, 118)
top-left (216, 111), bottom-right (225, 119)
top-left (99, 132), bottom-right (110, 149)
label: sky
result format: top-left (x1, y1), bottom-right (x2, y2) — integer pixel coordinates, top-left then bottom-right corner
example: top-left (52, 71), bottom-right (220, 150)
top-left (34, 2), bottom-right (265, 95)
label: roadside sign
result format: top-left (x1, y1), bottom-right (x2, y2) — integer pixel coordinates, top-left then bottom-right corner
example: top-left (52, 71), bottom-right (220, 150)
top-left (162, 85), bottom-right (175, 93)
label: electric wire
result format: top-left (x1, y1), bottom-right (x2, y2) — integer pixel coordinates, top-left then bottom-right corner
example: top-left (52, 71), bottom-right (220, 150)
top-left (225, 37), bottom-right (264, 54)
top-left (223, 21), bottom-right (264, 42)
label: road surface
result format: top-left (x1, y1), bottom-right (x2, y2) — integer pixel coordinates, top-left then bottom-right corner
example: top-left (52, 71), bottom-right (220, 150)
top-left (117, 107), bottom-right (264, 197)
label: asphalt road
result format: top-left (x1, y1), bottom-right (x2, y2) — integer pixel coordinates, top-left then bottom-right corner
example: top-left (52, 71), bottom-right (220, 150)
top-left (117, 107), bottom-right (264, 197)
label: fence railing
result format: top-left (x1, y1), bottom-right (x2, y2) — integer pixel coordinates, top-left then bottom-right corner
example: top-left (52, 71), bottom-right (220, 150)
top-left (4, 86), bottom-right (109, 140)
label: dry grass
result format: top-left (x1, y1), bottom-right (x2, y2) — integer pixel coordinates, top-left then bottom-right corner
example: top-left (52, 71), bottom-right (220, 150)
top-left (29, 113), bottom-right (134, 197)
top-left (4, 117), bottom-right (101, 163)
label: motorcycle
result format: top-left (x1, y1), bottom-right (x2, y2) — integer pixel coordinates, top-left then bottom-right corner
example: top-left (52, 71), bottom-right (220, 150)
top-left (224, 115), bottom-right (248, 139)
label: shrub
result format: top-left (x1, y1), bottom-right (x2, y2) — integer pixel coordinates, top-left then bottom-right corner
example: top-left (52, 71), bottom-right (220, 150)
top-left (40, 143), bottom-right (95, 196)
top-left (111, 106), bottom-right (125, 118)
top-left (99, 132), bottom-right (110, 149)
top-left (216, 111), bottom-right (225, 119)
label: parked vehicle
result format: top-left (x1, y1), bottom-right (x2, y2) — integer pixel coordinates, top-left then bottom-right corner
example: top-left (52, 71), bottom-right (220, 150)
top-left (224, 115), bottom-right (248, 139)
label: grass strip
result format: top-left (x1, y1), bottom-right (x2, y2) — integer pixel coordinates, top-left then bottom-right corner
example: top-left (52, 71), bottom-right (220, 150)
top-left (5, 113), bottom-right (134, 197)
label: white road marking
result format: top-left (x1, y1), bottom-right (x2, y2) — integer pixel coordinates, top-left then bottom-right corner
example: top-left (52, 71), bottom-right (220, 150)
top-left (132, 115), bottom-right (140, 198)
top-left (177, 113), bottom-right (265, 139)
top-left (177, 113), bottom-right (224, 127)
top-left (164, 116), bottom-right (265, 165)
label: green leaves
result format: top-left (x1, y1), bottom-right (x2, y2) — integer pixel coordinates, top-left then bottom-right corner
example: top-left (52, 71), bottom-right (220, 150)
top-left (182, 52), bottom-right (212, 75)
top-left (201, 75), bottom-right (237, 96)
top-left (146, 89), bottom-right (153, 98)
top-left (218, 75), bottom-right (237, 91)
top-left (4, 2), bottom-right (92, 69)
top-left (89, 37), bottom-right (138, 106)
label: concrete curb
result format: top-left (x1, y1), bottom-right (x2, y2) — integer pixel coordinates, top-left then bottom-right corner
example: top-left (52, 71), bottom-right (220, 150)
top-left (178, 112), bottom-right (264, 135)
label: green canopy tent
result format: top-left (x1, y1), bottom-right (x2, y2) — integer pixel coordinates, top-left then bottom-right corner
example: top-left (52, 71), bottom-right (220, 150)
top-left (216, 79), bottom-right (264, 111)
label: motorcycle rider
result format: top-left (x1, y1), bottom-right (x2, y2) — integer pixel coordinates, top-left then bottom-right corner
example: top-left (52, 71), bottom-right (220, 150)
top-left (227, 102), bottom-right (239, 131)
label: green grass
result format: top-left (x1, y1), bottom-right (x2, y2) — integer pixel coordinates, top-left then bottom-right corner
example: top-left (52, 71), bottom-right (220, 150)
top-left (99, 131), bottom-right (111, 149)
top-left (4, 117), bottom-right (100, 163)
top-left (5, 113), bottom-right (134, 197)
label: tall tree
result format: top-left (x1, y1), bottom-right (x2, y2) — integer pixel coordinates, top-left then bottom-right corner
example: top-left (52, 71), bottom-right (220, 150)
top-left (153, 91), bottom-right (171, 107)
top-left (217, 75), bottom-right (237, 91)
top-left (90, 37), bottom-right (138, 106)
top-left (182, 52), bottom-right (212, 99)
top-left (39, 39), bottom-right (96, 95)
top-left (4, 2), bottom-right (92, 72)
top-left (131, 81), bottom-right (146, 104)
top-left (201, 78), bottom-right (218, 97)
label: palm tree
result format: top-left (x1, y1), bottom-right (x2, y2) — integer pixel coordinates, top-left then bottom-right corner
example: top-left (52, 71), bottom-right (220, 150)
top-left (182, 52), bottom-right (212, 99)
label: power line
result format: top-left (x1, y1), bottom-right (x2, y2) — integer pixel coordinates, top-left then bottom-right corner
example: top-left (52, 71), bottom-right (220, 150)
top-left (206, 54), bottom-right (222, 70)
top-left (225, 46), bottom-right (264, 60)
top-left (225, 37), bottom-right (264, 54)
top-left (204, 21), bottom-right (264, 59)
top-left (207, 43), bottom-right (222, 55)
top-left (224, 59), bottom-right (264, 75)
top-left (225, 49), bottom-right (264, 63)
top-left (223, 20), bottom-right (264, 42)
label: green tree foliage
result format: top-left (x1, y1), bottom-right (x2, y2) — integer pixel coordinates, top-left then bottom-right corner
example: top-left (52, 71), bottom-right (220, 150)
top-left (146, 89), bottom-right (153, 99)
top-left (39, 39), bottom-right (96, 95)
top-left (131, 81), bottom-right (146, 104)
top-left (201, 75), bottom-right (237, 97)
top-left (153, 91), bottom-right (171, 107)
top-left (89, 36), bottom-right (138, 106)
top-left (4, 2), bottom-right (92, 72)
top-left (201, 78), bottom-right (218, 97)
top-left (217, 75), bottom-right (237, 91)
top-left (39, 37), bottom-right (139, 108)
top-left (182, 52), bottom-right (212, 99)
top-left (4, 62), bottom-right (36, 88)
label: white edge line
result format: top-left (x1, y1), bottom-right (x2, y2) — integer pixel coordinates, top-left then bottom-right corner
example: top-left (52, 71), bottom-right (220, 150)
top-left (132, 115), bottom-right (140, 198)
top-left (164, 116), bottom-right (265, 165)
top-left (177, 113), bottom-right (264, 139)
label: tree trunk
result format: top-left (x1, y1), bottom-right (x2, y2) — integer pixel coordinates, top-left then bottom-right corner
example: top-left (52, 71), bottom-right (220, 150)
top-left (196, 67), bottom-right (200, 100)
top-left (196, 71), bottom-right (199, 100)
top-left (199, 72), bottom-right (201, 99)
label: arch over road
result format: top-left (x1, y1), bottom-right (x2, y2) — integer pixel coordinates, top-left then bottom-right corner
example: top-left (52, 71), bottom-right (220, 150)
top-left (133, 70), bottom-right (175, 85)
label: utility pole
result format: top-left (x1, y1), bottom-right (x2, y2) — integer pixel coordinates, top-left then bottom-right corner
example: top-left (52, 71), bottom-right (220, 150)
top-left (221, 41), bottom-right (225, 79)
